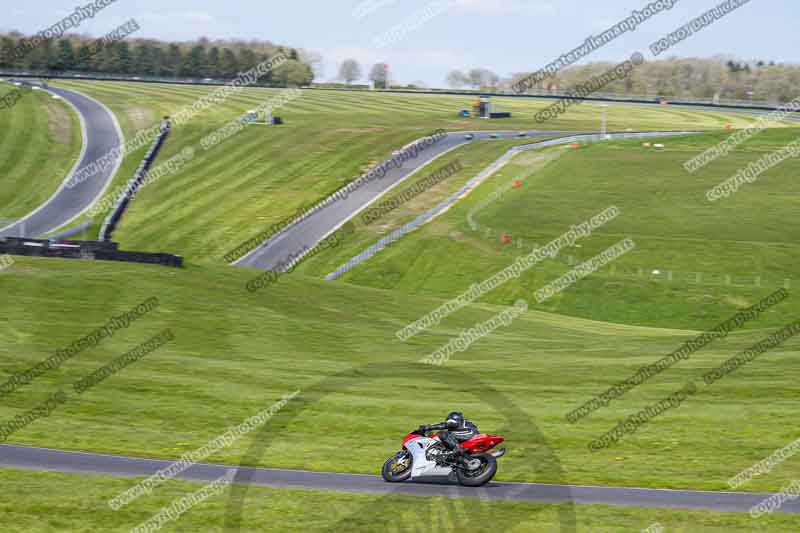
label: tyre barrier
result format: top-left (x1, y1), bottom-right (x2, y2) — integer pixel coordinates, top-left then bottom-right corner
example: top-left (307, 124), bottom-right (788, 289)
top-left (0, 237), bottom-right (183, 268)
top-left (99, 120), bottom-right (171, 242)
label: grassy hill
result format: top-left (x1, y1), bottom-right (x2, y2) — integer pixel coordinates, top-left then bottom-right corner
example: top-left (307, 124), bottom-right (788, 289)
top-left (0, 256), bottom-right (797, 495)
top-left (3, 83), bottom-right (799, 531)
top-left (317, 129), bottom-right (800, 330)
top-left (48, 81), bottom-right (779, 260)
top-left (0, 82), bottom-right (80, 223)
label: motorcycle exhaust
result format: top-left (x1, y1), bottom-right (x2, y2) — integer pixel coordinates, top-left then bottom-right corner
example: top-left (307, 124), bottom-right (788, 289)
top-left (490, 448), bottom-right (506, 458)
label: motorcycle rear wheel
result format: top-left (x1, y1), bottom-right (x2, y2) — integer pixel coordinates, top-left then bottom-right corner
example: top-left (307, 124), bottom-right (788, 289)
top-left (456, 454), bottom-right (497, 487)
top-left (381, 451), bottom-right (413, 482)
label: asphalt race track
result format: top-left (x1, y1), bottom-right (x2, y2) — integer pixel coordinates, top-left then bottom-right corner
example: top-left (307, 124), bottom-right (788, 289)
top-left (0, 81), bottom-right (123, 239)
top-left (1, 444), bottom-right (797, 514)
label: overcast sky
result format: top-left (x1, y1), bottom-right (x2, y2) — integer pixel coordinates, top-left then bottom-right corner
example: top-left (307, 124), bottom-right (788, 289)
top-left (4, 0), bottom-right (798, 86)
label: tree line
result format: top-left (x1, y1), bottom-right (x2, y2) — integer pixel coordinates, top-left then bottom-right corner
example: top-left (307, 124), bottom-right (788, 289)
top-left (0, 33), bottom-right (314, 86)
top-left (336, 59), bottom-right (427, 89)
top-left (338, 59), bottom-right (391, 88)
top-left (507, 57), bottom-right (800, 104)
top-left (443, 58), bottom-right (799, 104)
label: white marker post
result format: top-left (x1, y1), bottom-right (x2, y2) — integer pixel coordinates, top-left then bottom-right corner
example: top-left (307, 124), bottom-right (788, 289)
top-left (600, 104), bottom-right (609, 139)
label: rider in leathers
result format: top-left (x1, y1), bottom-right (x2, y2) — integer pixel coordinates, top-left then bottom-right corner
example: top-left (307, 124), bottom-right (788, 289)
top-left (416, 412), bottom-right (479, 452)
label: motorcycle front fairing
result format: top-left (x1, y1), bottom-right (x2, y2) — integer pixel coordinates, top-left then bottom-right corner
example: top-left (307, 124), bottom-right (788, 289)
top-left (404, 435), bottom-right (451, 479)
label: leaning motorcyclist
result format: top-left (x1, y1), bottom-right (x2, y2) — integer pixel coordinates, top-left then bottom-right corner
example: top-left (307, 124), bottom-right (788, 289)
top-left (416, 412), bottom-right (479, 450)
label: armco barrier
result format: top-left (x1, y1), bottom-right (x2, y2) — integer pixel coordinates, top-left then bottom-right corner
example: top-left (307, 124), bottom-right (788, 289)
top-left (99, 120), bottom-right (171, 241)
top-left (0, 237), bottom-right (182, 268)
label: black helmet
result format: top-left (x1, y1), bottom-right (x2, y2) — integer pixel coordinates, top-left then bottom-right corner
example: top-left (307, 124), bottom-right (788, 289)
top-left (446, 411), bottom-right (464, 429)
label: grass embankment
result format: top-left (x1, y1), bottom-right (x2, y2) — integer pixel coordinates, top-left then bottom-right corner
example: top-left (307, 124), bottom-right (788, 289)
top-left (0, 83), bottom-right (81, 223)
top-left (0, 257), bottom-right (797, 495)
top-left (49, 81), bottom-right (772, 261)
top-left (327, 129), bottom-right (800, 330)
top-left (3, 85), bottom-right (798, 531)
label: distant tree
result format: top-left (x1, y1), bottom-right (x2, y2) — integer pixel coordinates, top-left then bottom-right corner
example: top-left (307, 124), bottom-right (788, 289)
top-left (163, 44), bottom-right (182, 77)
top-left (727, 60), bottom-right (746, 74)
top-left (275, 59), bottom-right (313, 86)
top-left (0, 32), bottom-right (316, 86)
top-left (369, 62), bottom-right (389, 89)
top-left (299, 49), bottom-right (324, 80)
top-left (339, 59), bottom-right (362, 84)
top-left (238, 48), bottom-right (257, 73)
top-left (86, 41), bottom-right (104, 71)
top-left (249, 52), bottom-right (272, 83)
top-left (446, 69), bottom-right (469, 88)
top-left (0, 37), bottom-right (14, 68)
top-left (98, 44), bottom-right (116, 73)
top-left (54, 39), bottom-right (75, 71)
top-left (151, 46), bottom-right (164, 76)
top-left (467, 68), bottom-right (499, 88)
top-left (220, 48), bottom-right (239, 78)
top-left (115, 41), bottom-right (133, 74)
top-left (133, 43), bottom-right (156, 76)
top-left (207, 47), bottom-right (221, 77)
top-left (182, 45), bottom-right (207, 77)
top-left (25, 39), bottom-right (56, 71)
top-left (0, 37), bottom-right (12, 68)
top-left (467, 69), bottom-right (483, 88)
top-left (45, 40), bottom-right (60, 70)
top-left (74, 43), bottom-right (92, 72)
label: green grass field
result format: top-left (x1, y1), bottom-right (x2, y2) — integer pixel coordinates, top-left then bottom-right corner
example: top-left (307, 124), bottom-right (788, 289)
top-left (3, 83), bottom-right (800, 531)
top-left (0, 82), bottom-right (81, 223)
top-left (49, 81), bottom-right (783, 260)
top-left (1, 256), bottom-right (798, 496)
top-left (321, 129), bottom-right (800, 330)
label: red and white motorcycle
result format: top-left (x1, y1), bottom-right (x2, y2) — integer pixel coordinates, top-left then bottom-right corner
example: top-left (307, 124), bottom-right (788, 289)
top-left (381, 424), bottom-right (506, 487)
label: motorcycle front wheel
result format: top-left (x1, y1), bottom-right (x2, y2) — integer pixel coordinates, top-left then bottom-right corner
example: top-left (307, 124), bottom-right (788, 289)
top-left (381, 450), bottom-right (413, 482)
top-left (456, 454), bottom-right (497, 487)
